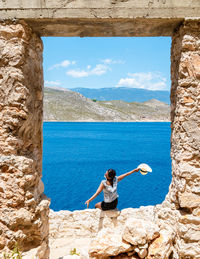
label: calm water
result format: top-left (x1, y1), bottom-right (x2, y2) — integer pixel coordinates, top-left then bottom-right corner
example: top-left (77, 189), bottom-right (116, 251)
top-left (42, 122), bottom-right (171, 211)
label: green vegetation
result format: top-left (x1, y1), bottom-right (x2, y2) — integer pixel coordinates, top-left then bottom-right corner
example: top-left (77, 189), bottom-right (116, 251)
top-left (70, 248), bottom-right (80, 256)
top-left (3, 243), bottom-right (22, 259)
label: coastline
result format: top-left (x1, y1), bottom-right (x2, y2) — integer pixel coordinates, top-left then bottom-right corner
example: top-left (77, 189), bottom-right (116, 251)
top-left (43, 120), bottom-right (171, 123)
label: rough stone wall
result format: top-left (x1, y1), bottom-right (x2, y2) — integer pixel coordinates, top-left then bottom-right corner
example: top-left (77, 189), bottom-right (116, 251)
top-left (1, 18), bottom-right (200, 259)
top-left (49, 207), bottom-right (176, 259)
top-left (169, 20), bottom-right (200, 258)
top-left (0, 21), bottom-right (49, 257)
top-left (1, 0), bottom-right (200, 37)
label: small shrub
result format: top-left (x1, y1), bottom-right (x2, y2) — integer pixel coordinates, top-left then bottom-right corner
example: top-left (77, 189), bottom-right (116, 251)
top-left (70, 248), bottom-right (80, 256)
top-left (92, 99), bottom-right (97, 102)
top-left (3, 243), bottom-right (22, 259)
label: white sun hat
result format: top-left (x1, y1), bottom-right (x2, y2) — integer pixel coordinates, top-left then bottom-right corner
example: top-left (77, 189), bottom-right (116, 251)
top-left (137, 163), bottom-right (152, 175)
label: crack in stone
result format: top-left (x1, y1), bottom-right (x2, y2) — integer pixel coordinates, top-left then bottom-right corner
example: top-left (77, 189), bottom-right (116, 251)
top-left (59, 0), bottom-right (77, 8)
top-left (111, 0), bottom-right (129, 4)
top-left (90, 9), bottom-right (98, 19)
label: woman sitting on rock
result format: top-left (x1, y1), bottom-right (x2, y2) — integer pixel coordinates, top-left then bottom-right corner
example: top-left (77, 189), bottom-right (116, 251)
top-left (85, 168), bottom-right (139, 211)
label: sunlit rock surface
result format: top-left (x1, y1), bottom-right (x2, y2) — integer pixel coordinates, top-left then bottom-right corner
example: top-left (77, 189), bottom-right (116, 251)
top-left (0, 21), bottom-right (50, 258)
top-left (48, 206), bottom-right (178, 259)
top-left (1, 13), bottom-right (200, 259)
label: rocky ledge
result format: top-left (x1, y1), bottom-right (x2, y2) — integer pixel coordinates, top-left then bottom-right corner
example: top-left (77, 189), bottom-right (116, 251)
top-left (46, 200), bottom-right (181, 259)
top-left (21, 195), bottom-right (200, 259)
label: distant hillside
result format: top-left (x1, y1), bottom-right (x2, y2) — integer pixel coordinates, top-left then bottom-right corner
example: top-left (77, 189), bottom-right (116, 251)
top-left (44, 87), bottom-right (170, 122)
top-left (71, 87), bottom-right (170, 104)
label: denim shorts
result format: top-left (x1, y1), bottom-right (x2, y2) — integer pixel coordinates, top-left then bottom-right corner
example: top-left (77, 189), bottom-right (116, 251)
top-left (101, 198), bottom-right (118, 211)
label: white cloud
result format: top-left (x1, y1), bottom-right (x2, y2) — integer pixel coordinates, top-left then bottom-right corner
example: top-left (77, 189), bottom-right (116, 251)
top-left (66, 63), bottom-right (110, 78)
top-left (44, 80), bottom-right (61, 86)
top-left (127, 72), bottom-right (154, 81)
top-left (67, 70), bottom-right (89, 78)
top-left (102, 59), bottom-right (112, 64)
top-left (102, 58), bottom-right (124, 64)
top-left (48, 60), bottom-right (76, 70)
top-left (118, 78), bottom-right (140, 88)
top-left (92, 64), bottom-right (109, 75)
top-left (117, 72), bottom-right (168, 91)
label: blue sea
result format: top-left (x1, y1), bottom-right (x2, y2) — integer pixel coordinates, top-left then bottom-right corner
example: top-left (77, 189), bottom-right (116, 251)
top-left (42, 122), bottom-right (171, 211)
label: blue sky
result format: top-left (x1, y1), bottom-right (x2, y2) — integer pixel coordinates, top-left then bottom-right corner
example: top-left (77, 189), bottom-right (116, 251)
top-left (42, 37), bottom-right (171, 91)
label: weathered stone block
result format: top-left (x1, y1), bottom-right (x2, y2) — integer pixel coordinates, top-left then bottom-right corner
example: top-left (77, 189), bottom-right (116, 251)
top-left (89, 227), bottom-right (133, 258)
top-left (122, 218), bottom-right (160, 246)
top-left (179, 192), bottom-right (200, 209)
top-left (147, 228), bottom-right (174, 259)
top-left (0, 21), bottom-right (49, 257)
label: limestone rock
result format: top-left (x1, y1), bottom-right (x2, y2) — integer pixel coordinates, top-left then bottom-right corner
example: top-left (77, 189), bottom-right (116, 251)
top-left (180, 53), bottom-right (200, 79)
top-left (175, 238), bottom-right (200, 258)
top-left (113, 254), bottom-right (139, 259)
top-left (62, 255), bottom-right (82, 259)
top-left (147, 228), bottom-right (174, 259)
top-left (122, 218), bottom-right (160, 246)
top-left (0, 21), bottom-right (49, 256)
top-left (118, 206), bottom-right (155, 225)
top-left (1, 19), bottom-right (200, 259)
top-left (63, 256), bottom-right (81, 259)
top-left (137, 248), bottom-right (147, 259)
top-left (89, 228), bottom-right (133, 258)
top-left (169, 20), bottom-right (200, 258)
top-left (179, 192), bottom-right (200, 209)
top-left (22, 241), bottom-right (49, 259)
top-left (49, 209), bottom-right (101, 238)
top-left (178, 215), bottom-right (200, 242)
top-left (11, 208), bottom-right (33, 226)
top-left (48, 207), bottom-right (177, 258)
top-left (49, 208), bottom-right (122, 240)
top-left (0, 235), bottom-right (6, 249)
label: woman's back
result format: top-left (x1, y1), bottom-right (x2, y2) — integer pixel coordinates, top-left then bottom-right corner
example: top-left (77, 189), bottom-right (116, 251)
top-left (85, 167), bottom-right (139, 210)
top-left (102, 176), bottom-right (118, 203)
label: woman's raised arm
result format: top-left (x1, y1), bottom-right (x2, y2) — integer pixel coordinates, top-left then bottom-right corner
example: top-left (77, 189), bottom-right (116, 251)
top-left (118, 168), bottom-right (140, 182)
top-left (85, 182), bottom-right (104, 208)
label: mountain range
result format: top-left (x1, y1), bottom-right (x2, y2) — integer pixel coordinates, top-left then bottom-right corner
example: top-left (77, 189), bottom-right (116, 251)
top-left (43, 87), bottom-right (170, 122)
top-left (70, 87), bottom-right (170, 104)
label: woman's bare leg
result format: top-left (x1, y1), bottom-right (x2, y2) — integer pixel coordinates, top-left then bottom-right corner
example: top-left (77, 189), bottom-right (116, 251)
top-left (95, 202), bottom-right (102, 209)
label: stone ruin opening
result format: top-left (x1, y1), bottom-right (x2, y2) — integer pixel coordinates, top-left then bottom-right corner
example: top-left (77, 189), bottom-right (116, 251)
top-left (0, 2), bottom-right (200, 257)
top-left (41, 36), bottom-right (172, 213)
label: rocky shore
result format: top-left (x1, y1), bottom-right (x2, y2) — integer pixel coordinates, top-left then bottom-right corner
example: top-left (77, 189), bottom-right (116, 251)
top-left (44, 200), bottom-right (180, 259)
top-left (22, 184), bottom-right (200, 259)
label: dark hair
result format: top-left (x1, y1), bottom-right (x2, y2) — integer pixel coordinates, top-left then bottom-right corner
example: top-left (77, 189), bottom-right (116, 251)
top-left (107, 169), bottom-right (116, 187)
